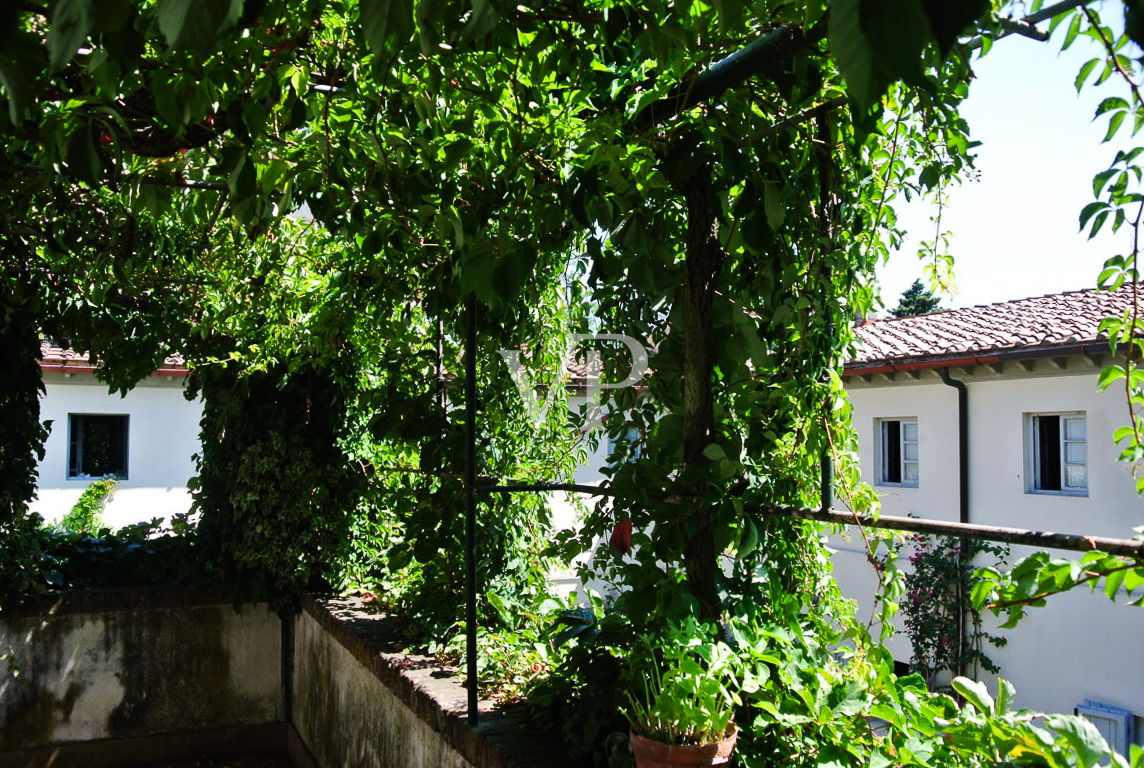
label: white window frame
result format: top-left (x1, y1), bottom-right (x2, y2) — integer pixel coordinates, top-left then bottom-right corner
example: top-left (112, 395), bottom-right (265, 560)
top-left (1025, 412), bottom-right (1087, 496)
top-left (874, 417), bottom-right (918, 488)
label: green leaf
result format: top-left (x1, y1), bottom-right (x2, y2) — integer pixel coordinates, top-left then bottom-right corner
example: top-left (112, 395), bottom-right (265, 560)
top-left (1076, 57), bottom-right (1101, 92)
top-left (1079, 201), bottom-right (1107, 232)
top-left (995, 678), bottom-right (1015, 714)
top-left (970, 578), bottom-right (995, 610)
top-left (702, 443), bottom-right (726, 461)
top-left (47, 0), bottom-right (93, 72)
top-left (0, 61), bottom-right (31, 124)
top-left (739, 517), bottom-right (758, 558)
top-left (359, 0), bottom-right (414, 61)
top-left (829, 0), bottom-right (891, 110)
top-left (1095, 97), bottom-right (1130, 117)
top-left (1112, 424), bottom-right (1135, 443)
top-left (951, 677), bottom-right (993, 714)
top-left (763, 181), bottom-right (786, 231)
top-left (463, 0), bottom-right (499, 40)
top-left (66, 126), bottom-right (101, 185)
top-left (919, 0), bottom-right (989, 58)
top-left (1098, 364), bottom-right (1127, 390)
top-left (1045, 714), bottom-right (1109, 768)
top-left (1124, 567), bottom-right (1144, 592)
top-left (813, 744), bottom-right (851, 768)
top-left (1093, 168), bottom-right (1119, 197)
top-left (1104, 110), bottom-right (1127, 143)
top-left (148, 71), bottom-right (182, 128)
top-left (1063, 11), bottom-right (1082, 50)
top-left (1090, 210), bottom-right (1110, 238)
top-left (227, 151), bottom-right (256, 200)
top-left (1104, 567), bottom-right (1126, 599)
top-left (157, 0), bottom-right (241, 52)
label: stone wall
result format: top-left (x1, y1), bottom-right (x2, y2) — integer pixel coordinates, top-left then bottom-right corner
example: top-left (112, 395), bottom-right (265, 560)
top-left (1, 590), bottom-right (584, 768)
top-left (292, 606), bottom-right (473, 768)
top-left (0, 589), bottom-right (281, 753)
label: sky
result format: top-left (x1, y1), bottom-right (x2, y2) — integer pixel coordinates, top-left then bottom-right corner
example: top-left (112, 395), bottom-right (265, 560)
top-left (877, 6), bottom-right (1137, 310)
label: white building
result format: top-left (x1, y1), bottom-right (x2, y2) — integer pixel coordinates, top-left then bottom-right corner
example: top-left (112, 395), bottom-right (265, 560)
top-left (32, 341), bottom-right (202, 529)
top-left (838, 286), bottom-right (1144, 751)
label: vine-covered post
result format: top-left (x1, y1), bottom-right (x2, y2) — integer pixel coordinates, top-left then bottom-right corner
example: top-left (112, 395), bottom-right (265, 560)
top-left (463, 291), bottom-right (479, 724)
top-left (677, 159), bottom-right (726, 621)
top-left (816, 110), bottom-right (836, 515)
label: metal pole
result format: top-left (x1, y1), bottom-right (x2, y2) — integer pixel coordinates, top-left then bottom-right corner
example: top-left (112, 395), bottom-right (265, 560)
top-left (630, 24), bottom-right (819, 130)
top-left (464, 291), bottom-right (479, 725)
top-left (484, 481), bottom-right (1144, 558)
top-left (775, 505), bottom-right (1144, 559)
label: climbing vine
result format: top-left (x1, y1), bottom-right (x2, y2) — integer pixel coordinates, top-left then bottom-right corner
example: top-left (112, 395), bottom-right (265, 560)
top-left (901, 534), bottom-right (1008, 690)
top-left (0, 267), bottom-right (50, 610)
top-left (1, 1), bottom-right (1142, 766)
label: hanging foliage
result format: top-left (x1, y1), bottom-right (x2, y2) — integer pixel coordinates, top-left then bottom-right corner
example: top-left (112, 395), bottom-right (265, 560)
top-left (2, 1), bottom-right (1143, 764)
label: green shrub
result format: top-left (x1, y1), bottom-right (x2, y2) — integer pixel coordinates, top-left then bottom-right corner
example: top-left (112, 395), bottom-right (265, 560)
top-left (38, 519), bottom-right (207, 590)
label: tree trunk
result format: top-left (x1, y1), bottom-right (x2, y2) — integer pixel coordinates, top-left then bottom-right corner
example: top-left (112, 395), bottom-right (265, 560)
top-left (678, 166), bottom-right (725, 620)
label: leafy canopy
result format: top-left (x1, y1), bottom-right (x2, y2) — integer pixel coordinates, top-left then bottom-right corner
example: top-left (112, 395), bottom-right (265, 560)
top-left (3, 1), bottom-right (1144, 765)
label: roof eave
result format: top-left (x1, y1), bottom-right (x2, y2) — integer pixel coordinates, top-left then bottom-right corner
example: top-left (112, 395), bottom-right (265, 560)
top-left (843, 341), bottom-right (1111, 377)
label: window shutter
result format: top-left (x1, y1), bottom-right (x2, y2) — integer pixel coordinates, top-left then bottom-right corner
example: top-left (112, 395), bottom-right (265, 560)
top-left (1075, 700), bottom-right (1134, 757)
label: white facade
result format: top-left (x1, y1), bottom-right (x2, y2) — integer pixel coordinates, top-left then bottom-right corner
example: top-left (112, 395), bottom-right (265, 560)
top-left (547, 393), bottom-right (614, 596)
top-left (840, 355), bottom-right (1144, 740)
top-left (32, 369), bottom-right (202, 529)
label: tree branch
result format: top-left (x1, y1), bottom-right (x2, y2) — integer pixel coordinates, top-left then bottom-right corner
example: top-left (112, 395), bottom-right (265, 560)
top-left (737, 96), bottom-right (847, 148)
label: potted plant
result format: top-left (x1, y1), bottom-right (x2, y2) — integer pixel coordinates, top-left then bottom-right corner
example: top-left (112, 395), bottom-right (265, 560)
top-left (623, 620), bottom-right (743, 768)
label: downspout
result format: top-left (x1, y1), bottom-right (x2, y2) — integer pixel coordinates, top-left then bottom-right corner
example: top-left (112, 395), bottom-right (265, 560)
top-left (937, 367), bottom-right (970, 679)
top-left (937, 368), bottom-right (969, 526)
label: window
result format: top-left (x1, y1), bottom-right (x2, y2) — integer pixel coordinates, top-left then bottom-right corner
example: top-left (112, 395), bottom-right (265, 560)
top-left (68, 414), bottom-right (129, 479)
top-left (1075, 700), bottom-right (1133, 757)
top-left (607, 426), bottom-right (643, 463)
top-left (1026, 412), bottom-right (1086, 494)
top-left (876, 418), bottom-right (918, 487)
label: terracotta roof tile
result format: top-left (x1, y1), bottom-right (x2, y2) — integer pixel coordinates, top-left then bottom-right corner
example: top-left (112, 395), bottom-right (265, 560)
top-left (39, 340), bottom-right (187, 371)
top-left (848, 285), bottom-right (1138, 368)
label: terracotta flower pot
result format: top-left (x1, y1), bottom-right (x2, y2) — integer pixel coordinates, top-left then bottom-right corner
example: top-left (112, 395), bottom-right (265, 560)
top-left (629, 725), bottom-right (738, 768)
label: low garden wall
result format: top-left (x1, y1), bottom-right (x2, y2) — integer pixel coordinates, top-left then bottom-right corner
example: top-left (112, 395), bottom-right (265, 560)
top-left (0, 590), bottom-right (586, 768)
top-left (0, 589), bottom-right (283, 766)
top-left (292, 600), bottom-right (474, 768)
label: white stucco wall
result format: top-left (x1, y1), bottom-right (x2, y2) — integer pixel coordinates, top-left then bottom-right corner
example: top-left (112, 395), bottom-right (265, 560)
top-left (547, 394), bottom-right (614, 596)
top-left (840, 359), bottom-right (1144, 731)
top-left (31, 371), bottom-right (202, 529)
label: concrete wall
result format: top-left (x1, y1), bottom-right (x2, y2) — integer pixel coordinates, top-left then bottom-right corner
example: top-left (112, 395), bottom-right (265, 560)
top-left (1, 590), bottom-right (565, 768)
top-left (0, 590), bottom-right (281, 751)
top-left (841, 358), bottom-right (1144, 727)
top-left (289, 596), bottom-right (581, 768)
top-left (291, 609), bottom-right (473, 768)
top-left (32, 371), bottom-right (202, 528)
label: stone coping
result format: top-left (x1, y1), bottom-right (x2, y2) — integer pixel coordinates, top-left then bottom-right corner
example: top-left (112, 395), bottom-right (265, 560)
top-left (0, 586), bottom-right (233, 618)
